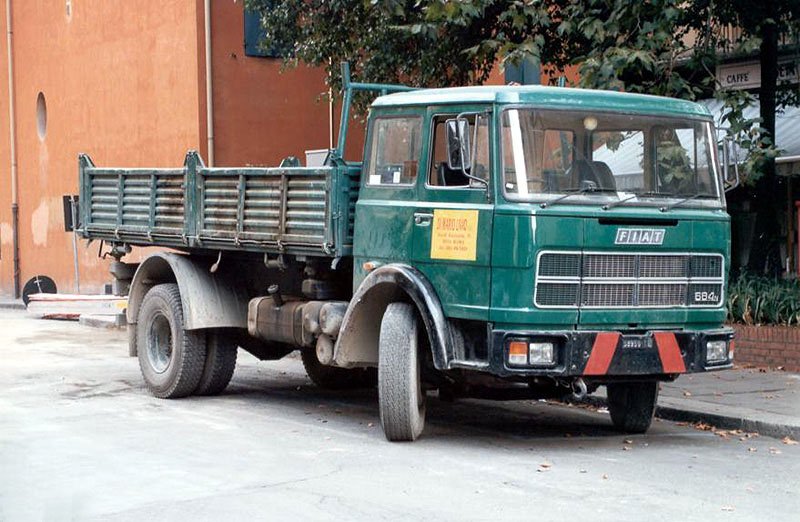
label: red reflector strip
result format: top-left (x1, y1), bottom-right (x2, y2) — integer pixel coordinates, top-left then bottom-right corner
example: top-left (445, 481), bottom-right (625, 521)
top-left (654, 332), bottom-right (686, 373)
top-left (584, 332), bottom-right (620, 375)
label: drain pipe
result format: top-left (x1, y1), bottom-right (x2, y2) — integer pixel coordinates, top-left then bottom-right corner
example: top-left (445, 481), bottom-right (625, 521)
top-left (6, 0), bottom-right (19, 298)
top-left (204, 0), bottom-right (214, 166)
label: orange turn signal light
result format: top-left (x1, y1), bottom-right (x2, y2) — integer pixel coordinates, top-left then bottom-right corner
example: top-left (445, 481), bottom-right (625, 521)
top-left (508, 341), bottom-right (528, 366)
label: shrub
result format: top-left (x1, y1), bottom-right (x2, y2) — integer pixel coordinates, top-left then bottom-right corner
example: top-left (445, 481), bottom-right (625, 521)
top-left (726, 273), bottom-right (800, 326)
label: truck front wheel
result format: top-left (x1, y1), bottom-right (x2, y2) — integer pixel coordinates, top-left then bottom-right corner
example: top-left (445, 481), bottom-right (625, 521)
top-left (607, 381), bottom-right (659, 434)
top-left (378, 302), bottom-right (426, 441)
top-left (136, 283), bottom-right (207, 399)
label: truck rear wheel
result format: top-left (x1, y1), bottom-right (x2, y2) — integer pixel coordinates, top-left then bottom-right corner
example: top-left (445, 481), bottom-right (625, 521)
top-left (378, 302), bottom-right (426, 442)
top-left (607, 381), bottom-right (659, 434)
top-left (194, 329), bottom-right (238, 396)
top-left (136, 283), bottom-right (207, 399)
top-left (300, 346), bottom-right (376, 390)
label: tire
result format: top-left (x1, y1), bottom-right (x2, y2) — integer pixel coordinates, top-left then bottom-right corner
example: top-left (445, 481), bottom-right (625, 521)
top-left (607, 381), bottom-right (659, 434)
top-left (136, 283), bottom-right (207, 399)
top-left (194, 329), bottom-right (238, 396)
top-left (378, 302), bottom-right (426, 441)
top-left (301, 346), bottom-right (377, 390)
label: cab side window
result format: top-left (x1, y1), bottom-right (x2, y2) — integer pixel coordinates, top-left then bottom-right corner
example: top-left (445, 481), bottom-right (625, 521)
top-left (366, 116), bottom-right (422, 186)
top-left (428, 113), bottom-right (489, 188)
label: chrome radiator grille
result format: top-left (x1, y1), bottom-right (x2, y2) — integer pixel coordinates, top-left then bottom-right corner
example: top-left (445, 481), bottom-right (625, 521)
top-left (535, 251), bottom-right (724, 309)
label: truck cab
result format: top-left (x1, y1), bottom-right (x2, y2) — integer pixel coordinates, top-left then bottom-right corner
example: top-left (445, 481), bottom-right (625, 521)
top-left (341, 86), bottom-right (733, 438)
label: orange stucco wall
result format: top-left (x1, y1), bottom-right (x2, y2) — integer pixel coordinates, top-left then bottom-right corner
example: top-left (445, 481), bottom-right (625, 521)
top-left (0, 1), bottom-right (371, 299)
top-left (0, 1), bottom-right (203, 296)
top-left (210, 0), bottom-right (365, 166)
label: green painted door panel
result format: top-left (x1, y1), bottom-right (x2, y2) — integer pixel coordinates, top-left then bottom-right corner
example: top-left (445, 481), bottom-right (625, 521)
top-left (353, 195), bottom-right (417, 261)
top-left (411, 200), bottom-right (493, 320)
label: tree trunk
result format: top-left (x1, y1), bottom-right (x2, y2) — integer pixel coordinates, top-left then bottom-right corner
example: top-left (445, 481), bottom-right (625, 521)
top-left (747, 6), bottom-right (780, 274)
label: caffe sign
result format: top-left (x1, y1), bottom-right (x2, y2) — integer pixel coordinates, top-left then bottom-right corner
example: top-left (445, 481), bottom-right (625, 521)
top-left (717, 59), bottom-right (798, 90)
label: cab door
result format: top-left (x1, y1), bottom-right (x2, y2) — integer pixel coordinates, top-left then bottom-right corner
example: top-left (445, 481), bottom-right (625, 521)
top-left (353, 111), bottom-right (425, 289)
top-left (410, 107), bottom-right (494, 321)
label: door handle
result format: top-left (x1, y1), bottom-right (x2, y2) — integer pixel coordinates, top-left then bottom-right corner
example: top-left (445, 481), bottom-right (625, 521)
top-left (414, 212), bottom-right (433, 226)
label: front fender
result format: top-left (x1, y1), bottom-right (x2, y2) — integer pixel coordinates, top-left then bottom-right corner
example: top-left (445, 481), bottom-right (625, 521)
top-left (127, 252), bottom-right (248, 330)
top-left (333, 264), bottom-right (453, 370)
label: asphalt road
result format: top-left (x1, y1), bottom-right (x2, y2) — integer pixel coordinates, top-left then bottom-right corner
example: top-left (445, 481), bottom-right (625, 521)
top-left (0, 309), bottom-right (798, 521)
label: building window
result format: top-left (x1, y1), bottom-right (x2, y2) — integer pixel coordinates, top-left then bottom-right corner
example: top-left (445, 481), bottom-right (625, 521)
top-left (504, 56), bottom-right (541, 85)
top-left (244, 9), bottom-right (284, 58)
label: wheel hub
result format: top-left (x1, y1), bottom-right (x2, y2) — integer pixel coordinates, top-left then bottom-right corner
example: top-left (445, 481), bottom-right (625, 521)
top-left (147, 313), bottom-right (173, 374)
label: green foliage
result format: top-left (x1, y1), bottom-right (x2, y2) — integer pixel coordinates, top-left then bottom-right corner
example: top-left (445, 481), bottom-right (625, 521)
top-left (245, 0), bottom-right (798, 181)
top-left (727, 273), bottom-right (800, 326)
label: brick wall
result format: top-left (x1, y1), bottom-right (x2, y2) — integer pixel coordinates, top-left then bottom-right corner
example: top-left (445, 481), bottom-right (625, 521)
top-left (732, 324), bottom-right (800, 372)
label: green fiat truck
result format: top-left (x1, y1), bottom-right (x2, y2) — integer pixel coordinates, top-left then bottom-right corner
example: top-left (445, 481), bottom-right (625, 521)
top-left (78, 66), bottom-right (737, 441)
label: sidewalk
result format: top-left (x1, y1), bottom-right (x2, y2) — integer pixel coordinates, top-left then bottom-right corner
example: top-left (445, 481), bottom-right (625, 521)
top-left (0, 298), bottom-right (24, 310)
top-left (588, 368), bottom-right (800, 440)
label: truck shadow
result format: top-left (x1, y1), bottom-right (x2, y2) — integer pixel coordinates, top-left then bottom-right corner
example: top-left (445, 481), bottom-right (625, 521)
top-left (220, 371), bottom-right (698, 446)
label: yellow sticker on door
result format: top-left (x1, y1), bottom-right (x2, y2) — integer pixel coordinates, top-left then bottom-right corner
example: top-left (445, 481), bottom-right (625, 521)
top-left (430, 209), bottom-right (479, 261)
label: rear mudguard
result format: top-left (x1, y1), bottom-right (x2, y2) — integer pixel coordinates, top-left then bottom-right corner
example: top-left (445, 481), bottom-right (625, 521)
top-left (126, 252), bottom-right (248, 330)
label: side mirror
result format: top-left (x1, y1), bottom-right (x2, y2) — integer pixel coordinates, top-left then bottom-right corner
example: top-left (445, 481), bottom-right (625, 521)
top-left (446, 118), bottom-right (471, 171)
top-left (721, 136), bottom-right (740, 192)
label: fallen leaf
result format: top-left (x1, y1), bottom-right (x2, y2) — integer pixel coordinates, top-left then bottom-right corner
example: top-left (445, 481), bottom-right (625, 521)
top-left (747, 447), bottom-right (757, 452)
top-left (782, 437), bottom-right (798, 445)
top-left (624, 439), bottom-right (633, 444)
top-left (367, 422), bottom-right (374, 428)
top-left (683, 390), bottom-right (692, 397)
top-left (622, 446), bottom-right (631, 451)
top-left (769, 447), bottom-right (782, 455)
top-left (602, 474), bottom-right (609, 480)
top-left (539, 462), bottom-right (552, 469)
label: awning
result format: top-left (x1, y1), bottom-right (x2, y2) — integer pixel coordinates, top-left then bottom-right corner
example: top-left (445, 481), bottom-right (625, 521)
top-left (700, 98), bottom-right (800, 175)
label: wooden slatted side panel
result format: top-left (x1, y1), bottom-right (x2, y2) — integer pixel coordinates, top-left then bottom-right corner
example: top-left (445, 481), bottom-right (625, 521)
top-left (197, 167), bottom-right (332, 252)
top-left (83, 167), bottom-right (186, 240)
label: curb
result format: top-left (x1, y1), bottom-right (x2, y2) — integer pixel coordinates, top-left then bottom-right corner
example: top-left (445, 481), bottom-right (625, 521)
top-left (580, 396), bottom-right (800, 440)
top-left (0, 300), bottom-right (25, 310)
top-left (79, 313), bottom-right (126, 329)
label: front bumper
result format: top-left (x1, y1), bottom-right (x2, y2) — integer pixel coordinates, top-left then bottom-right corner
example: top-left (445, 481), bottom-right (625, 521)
top-left (487, 327), bottom-right (734, 378)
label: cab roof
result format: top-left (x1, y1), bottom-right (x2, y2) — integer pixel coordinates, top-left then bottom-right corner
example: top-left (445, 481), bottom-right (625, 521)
top-left (371, 85), bottom-right (711, 119)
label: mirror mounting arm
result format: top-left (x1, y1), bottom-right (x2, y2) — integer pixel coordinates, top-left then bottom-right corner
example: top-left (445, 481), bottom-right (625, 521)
top-left (448, 111), bottom-right (491, 200)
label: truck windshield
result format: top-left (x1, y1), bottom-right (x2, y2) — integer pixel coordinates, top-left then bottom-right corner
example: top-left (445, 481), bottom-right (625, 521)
top-left (501, 108), bottom-right (721, 206)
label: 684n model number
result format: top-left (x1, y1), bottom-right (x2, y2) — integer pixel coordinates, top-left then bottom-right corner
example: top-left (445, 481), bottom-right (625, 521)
top-left (694, 291), bottom-right (719, 303)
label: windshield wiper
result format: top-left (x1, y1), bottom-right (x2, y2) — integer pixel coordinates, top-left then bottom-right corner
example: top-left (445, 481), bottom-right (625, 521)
top-left (539, 183), bottom-right (616, 209)
top-left (602, 194), bottom-right (638, 210)
top-left (659, 193), bottom-right (714, 212)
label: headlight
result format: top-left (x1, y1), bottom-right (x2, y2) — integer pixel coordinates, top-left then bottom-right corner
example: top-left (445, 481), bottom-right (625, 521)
top-left (706, 340), bottom-right (728, 363)
top-left (507, 340), bottom-right (556, 367)
top-left (529, 342), bottom-right (555, 365)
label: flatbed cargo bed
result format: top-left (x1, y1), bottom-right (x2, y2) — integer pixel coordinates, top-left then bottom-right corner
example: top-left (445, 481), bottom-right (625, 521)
top-left (77, 151), bottom-right (359, 258)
